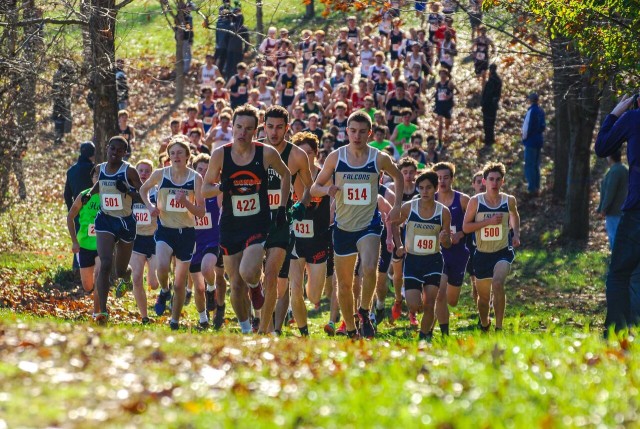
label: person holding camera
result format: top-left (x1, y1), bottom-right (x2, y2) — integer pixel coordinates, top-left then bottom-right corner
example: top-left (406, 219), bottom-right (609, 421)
top-left (595, 93), bottom-right (640, 333)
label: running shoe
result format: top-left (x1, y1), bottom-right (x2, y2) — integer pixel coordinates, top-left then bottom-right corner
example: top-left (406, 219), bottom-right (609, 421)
top-left (249, 282), bottom-right (265, 310)
top-left (205, 289), bottom-right (216, 312)
top-left (391, 300), bottom-right (402, 323)
top-left (335, 320), bottom-right (348, 336)
top-left (324, 321), bottom-right (336, 336)
top-left (169, 321), bottom-right (180, 331)
top-left (115, 278), bottom-right (132, 298)
top-left (185, 289), bottom-right (193, 306)
top-left (154, 289), bottom-right (172, 316)
top-left (94, 312), bottom-right (108, 325)
top-left (141, 317), bottom-right (150, 325)
top-left (361, 317), bottom-right (376, 339)
top-left (375, 307), bottom-right (386, 325)
top-left (198, 320), bottom-right (210, 330)
top-left (213, 305), bottom-right (225, 330)
top-left (418, 331), bottom-right (433, 342)
top-left (409, 311), bottom-right (419, 329)
top-left (252, 317), bottom-right (261, 333)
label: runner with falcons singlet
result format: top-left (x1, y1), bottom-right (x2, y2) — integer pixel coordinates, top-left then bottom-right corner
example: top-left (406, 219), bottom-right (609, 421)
top-left (202, 105), bottom-right (291, 334)
top-left (311, 110), bottom-right (404, 339)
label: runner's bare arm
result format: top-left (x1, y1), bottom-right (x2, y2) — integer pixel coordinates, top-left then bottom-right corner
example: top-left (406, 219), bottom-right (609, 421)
top-left (508, 195), bottom-right (521, 247)
top-left (310, 151), bottom-right (339, 198)
top-left (202, 148), bottom-right (223, 198)
top-left (265, 145), bottom-right (292, 206)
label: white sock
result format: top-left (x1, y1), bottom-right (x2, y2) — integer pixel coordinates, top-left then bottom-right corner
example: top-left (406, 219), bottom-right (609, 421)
top-left (254, 309), bottom-right (262, 319)
top-left (170, 318), bottom-right (178, 324)
top-left (376, 299), bottom-right (385, 310)
top-left (161, 287), bottom-right (170, 293)
top-left (239, 318), bottom-right (252, 334)
top-left (199, 310), bottom-right (208, 323)
top-left (206, 284), bottom-right (215, 292)
top-left (247, 282), bottom-right (258, 289)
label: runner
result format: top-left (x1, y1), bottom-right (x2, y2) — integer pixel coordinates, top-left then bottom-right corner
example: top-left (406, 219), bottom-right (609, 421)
top-left (66, 166), bottom-right (101, 317)
top-left (227, 63), bottom-right (251, 109)
top-left (472, 26), bottom-right (495, 86)
top-left (434, 68), bottom-right (458, 151)
top-left (387, 157), bottom-right (420, 327)
top-left (463, 162), bottom-right (521, 332)
top-left (197, 87), bottom-right (217, 134)
top-left (259, 105), bottom-right (313, 335)
top-left (288, 132), bottom-right (331, 336)
top-left (88, 136), bottom-right (142, 324)
top-left (117, 110), bottom-right (136, 158)
top-left (189, 154), bottom-right (224, 329)
top-left (310, 110), bottom-right (404, 339)
top-left (129, 159), bottom-right (159, 324)
top-left (202, 104), bottom-right (292, 335)
top-left (467, 170), bottom-right (486, 305)
top-left (140, 137), bottom-right (205, 330)
top-left (393, 170), bottom-right (452, 341)
top-left (434, 162), bottom-right (470, 336)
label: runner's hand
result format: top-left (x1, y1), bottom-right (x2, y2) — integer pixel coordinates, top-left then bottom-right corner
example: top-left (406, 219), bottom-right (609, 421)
top-left (395, 246), bottom-right (405, 257)
top-left (80, 193), bottom-right (90, 205)
top-left (115, 179), bottom-right (128, 193)
top-left (217, 178), bottom-right (230, 193)
top-left (289, 202), bottom-right (306, 221)
top-left (327, 185), bottom-right (340, 198)
top-left (72, 242), bottom-right (80, 254)
top-left (274, 206), bottom-right (288, 228)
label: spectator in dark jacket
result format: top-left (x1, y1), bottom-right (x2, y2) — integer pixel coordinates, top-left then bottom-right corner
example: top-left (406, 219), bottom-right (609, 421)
top-left (224, 10), bottom-right (249, 79)
top-left (64, 141), bottom-right (95, 210)
top-left (115, 59), bottom-right (129, 110)
top-left (597, 150), bottom-right (628, 250)
top-left (595, 94), bottom-right (640, 332)
top-left (521, 92), bottom-right (546, 195)
top-left (215, 7), bottom-right (233, 74)
top-left (481, 64), bottom-right (502, 147)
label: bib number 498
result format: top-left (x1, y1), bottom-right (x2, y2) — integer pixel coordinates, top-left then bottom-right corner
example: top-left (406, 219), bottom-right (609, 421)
top-left (413, 235), bottom-right (436, 255)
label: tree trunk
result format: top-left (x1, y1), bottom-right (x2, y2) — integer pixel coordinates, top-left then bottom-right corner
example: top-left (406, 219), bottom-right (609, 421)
top-left (14, 0), bottom-right (39, 145)
top-left (89, 0), bottom-right (119, 163)
top-left (550, 37), bottom-right (570, 200)
top-left (305, 0), bottom-right (314, 20)
top-left (256, 0), bottom-right (264, 45)
top-left (80, 0), bottom-right (93, 68)
top-left (174, 2), bottom-right (185, 105)
top-left (563, 77), bottom-right (600, 239)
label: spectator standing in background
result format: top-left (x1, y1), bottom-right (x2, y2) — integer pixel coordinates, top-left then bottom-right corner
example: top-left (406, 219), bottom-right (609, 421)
top-left (521, 92), bottom-right (545, 196)
top-left (115, 59), bottom-right (129, 110)
top-left (597, 150), bottom-right (628, 250)
top-left (224, 9), bottom-right (249, 79)
top-left (481, 64), bottom-right (502, 148)
top-left (595, 93), bottom-right (640, 332)
top-left (215, 6), bottom-right (232, 73)
top-left (52, 60), bottom-right (74, 145)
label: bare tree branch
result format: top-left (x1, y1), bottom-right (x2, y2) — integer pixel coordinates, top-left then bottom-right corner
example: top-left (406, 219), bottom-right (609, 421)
top-left (0, 17), bottom-right (86, 27)
top-left (115, 0), bottom-right (136, 10)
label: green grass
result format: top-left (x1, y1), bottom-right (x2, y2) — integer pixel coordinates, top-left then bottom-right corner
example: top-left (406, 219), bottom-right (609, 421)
top-left (0, 311), bottom-right (637, 428)
top-left (115, 0), bottom-right (309, 63)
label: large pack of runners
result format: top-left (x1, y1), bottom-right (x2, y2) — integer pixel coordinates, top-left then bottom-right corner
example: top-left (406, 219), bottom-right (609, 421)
top-left (67, 1), bottom-right (522, 340)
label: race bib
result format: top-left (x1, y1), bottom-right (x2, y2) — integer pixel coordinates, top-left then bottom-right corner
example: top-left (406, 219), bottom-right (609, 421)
top-left (413, 235), bottom-right (436, 255)
top-left (430, 24), bottom-right (438, 32)
top-left (343, 183), bottom-right (371, 206)
top-left (475, 52), bottom-right (486, 60)
top-left (481, 224), bottom-right (503, 241)
top-left (101, 193), bottom-right (123, 211)
top-left (279, 66), bottom-right (287, 74)
top-left (438, 90), bottom-right (448, 101)
top-left (293, 220), bottom-right (314, 238)
top-left (284, 88), bottom-right (294, 97)
top-left (166, 193), bottom-right (188, 212)
top-left (392, 43), bottom-right (400, 51)
top-left (442, 54), bottom-right (451, 62)
top-left (304, 52), bottom-right (312, 60)
top-left (238, 86), bottom-right (247, 95)
top-left (194, 212), bottom-right (213, 230)
top-left (403, 142), bottom-right (412, 153)
top-left (133, 208), bottom-right (151, 225)
top-left (88, 224), bottom-right (96, 237)
top-left (232, 194), bottom-right (260, 217)
top-left (337, 131), bottom-right (346, 141)
top-left (394, 115), bottom-right (403, 124)
top-left (203, 116), bottom-right (213, 125)
top-left (268, 190), bottom-right (281, 210)
top-left (450, 225), bottom-right (457, 235)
